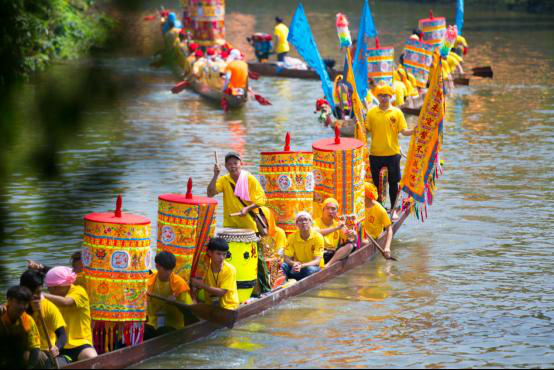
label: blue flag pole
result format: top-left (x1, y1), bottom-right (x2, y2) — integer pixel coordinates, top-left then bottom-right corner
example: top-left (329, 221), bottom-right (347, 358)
top-left (455, 0), bottom-right (464, 35)
top-left (353, 0), bottom-right (377, 101)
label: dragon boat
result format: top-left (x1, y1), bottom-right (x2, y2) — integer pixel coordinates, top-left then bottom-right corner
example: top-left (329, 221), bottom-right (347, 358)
top-left (248, 61), bottom-right (340, 81)
top-left (63, 210), bottom-right (409, 369)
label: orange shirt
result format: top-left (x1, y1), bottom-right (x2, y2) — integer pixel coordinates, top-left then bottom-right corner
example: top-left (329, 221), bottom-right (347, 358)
top-left (225, 60), bottom-right (248, 89)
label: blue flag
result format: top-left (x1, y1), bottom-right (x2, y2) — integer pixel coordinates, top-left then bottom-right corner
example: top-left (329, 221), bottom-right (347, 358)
top-left (288, 3), bottom-right (335, 110)
top-left (353, 0), bottom-right (377, 101)
top-left (455, 0), bottom-right (464, 35)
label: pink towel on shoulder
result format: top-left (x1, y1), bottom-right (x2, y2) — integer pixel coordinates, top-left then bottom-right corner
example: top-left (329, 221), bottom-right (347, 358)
top-left (234, 170), bottom-right (251, 202)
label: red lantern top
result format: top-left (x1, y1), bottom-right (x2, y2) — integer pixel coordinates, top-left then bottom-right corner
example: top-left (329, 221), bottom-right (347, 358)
top-left (84, 195), bottom-right (150, 225)
top-left (312, 137), bottom-right (364, 152)
top-left (159, 178), bottom-right (217, 206)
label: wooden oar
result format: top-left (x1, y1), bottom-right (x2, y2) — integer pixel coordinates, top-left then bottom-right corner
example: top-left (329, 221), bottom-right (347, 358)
top-left (471, 65), bottom-right (493, 78)
top-left (171, 80), bottom-right (190, 94)
top-left (248, 88), bottom-right (272, 106)
top-left (367, 235), bottom-right (397, 261)
top-left (37, 309), bottom-right (60, 369)
top-left (148, 293), bottom-right (238, 329)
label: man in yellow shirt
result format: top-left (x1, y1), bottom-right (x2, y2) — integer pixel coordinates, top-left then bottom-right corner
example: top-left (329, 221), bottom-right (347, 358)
top-left (207, 151), bottom-right (266, 233)
top-left (0, 286), bottom-right (41, 368)
top-left (43, 266), bottom-right (97, 362)
top-left (145, 252), bottom-right (194, 339)
top-left (19, 269), bottom-right (67, 368)
top-left (273, 17), bottom-right (290, 62)
top-left (365, 83), bottom-right (413, 216)
top-left (362, 183), bottom-right (393, 258)
top-left (283, 212), bottom-right (324, 280)
top-left (313, 198), bottom-right (356, 267)
top-left (191, 238), bottom-right (240, 310)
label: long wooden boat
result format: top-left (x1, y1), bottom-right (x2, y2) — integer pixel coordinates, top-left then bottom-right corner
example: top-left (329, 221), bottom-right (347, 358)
top-left (64, 210), bottom-right (409, 369)
top-left (248, 61), bottom-right (340, 80)
top-left (190, 79), bottom-right (248, 109)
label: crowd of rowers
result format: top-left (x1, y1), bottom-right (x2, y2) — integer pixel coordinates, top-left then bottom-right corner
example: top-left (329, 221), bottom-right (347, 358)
top-left (0, 152), bottom-right (397, 368)
top-left (330, 28), bottom-right (469, 120)
top-left (161, 13), bottom-right (249, 96)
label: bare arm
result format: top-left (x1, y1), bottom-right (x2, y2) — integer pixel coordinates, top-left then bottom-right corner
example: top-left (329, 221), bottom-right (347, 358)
top-left (207, 164), bottom-right (221, 197)
top-left (383, 225), bottom-right (393, 252)
top-left (315, 221), bottom-right (344, 237)
top-left (401, 128), bottom-right (414, 136)
top-left (191, 278), bottom-right (227, 298)
top-left (300, 256), bottom-right (322, 268)
top-left (43, 293), bottom-right (75, 308)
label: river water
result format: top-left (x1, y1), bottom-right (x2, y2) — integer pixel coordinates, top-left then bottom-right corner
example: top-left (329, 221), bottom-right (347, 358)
top-left (2, 0), bottom-right (554, 368)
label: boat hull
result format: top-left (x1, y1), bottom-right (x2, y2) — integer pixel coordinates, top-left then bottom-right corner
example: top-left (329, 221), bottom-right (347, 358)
top-left (248, 62), bottom-right (339, 80)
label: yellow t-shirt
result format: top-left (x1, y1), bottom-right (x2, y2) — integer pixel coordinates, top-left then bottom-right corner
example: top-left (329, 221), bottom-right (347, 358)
top-left (365, 105), bottom-right (408, 156)
top-left (56, 284), bottom-right (92, 349)
top-left (364, 203), bottom-right (391, 239)
top-left (33, 298), bottom-right (66, 351)
top-left (313, 218), bottom-right (345, 251)
top-left (147, 278), bottom-right (193, 329)
top-left (271, 226), bottom-right (287, 256)
top-left (454, 35), bottom-right (468, 49)
top-left (204, 261), bottom-right (240, 310)
top-left (215, 173), bottom-right (266, 232)
top-left (392, 80), bottom-right (407, 107)
top-left (285, 229), bottom-right (325, 267)
top-left (274, 23), bottom-right (290, 54)
top-left (0, 311), bottom-right (41, 351)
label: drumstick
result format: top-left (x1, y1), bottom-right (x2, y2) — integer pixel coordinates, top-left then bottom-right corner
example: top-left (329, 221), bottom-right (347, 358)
top-left (214, 151), bottom-right (219, 165)
top-left (230, 212), bottom-right (241, 217)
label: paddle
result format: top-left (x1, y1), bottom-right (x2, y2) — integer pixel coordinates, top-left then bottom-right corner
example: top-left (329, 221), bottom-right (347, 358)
top-left (248, 70), bottom-right (261, 80)
top-left (37, 308), bottom-right (60, 369)
top-left (171, 80), bottom-right (190, 94)
top-left (471, 65), bottom-right (493, 78)
top-left (148, 293), bottom-right (238, 329)
top-left (248, 88), bottom-right (271, 106)
top-left (366, 235), bottom-right (397, 261)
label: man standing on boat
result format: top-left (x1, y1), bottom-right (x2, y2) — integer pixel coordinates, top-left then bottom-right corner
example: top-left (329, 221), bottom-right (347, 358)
top-left (273, 17), bottom-right (290, 62)
top-left (365, 83), bottom-right (413, 218)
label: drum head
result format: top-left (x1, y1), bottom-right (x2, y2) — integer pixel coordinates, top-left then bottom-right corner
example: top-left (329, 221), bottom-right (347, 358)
top-left (216, 228), bottom-right (258, 242)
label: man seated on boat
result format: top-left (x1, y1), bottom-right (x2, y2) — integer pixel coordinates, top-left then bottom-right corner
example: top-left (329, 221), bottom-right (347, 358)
top-left (27, 251), bottom-right (86, 288)
top-left (453, 34), bottom-right (468, 57)
top-left (223, 49), bottom-right (248, 96)
top-left (0, 286), bottom-right (41, 368)
top-left (205, 48), bottom-right (226, 89)
top-left (145, 251), bottom-right (194, 339)
top-left (191, 238), bottom-right (240, 310)
top-left (43, 266), bottom-right (97, 362)
top-left (313, 198), bottom-right (356, 267)
top-left (282, 212), bottom-right (324, 280)
top-left (362, 182), bottom-right (393, 258)
top-left (273, 17), bottom-right (290, 62)
top-left (192, 49), bottom-right (207, 79)
top-left (365, 83), bottom-right (413, 220)
top-left (161, 12), bottom-right (182, 48)
top-left (333, 75), bottom-right (353, 119)
top-left (20, 270), bottom-right (68, 368)
top-left (409, 28), bottom-right (423, 42)
top-left (392, 73), bottom-right (408, 108)
top-left (207, 151), bottom-right (266, 234)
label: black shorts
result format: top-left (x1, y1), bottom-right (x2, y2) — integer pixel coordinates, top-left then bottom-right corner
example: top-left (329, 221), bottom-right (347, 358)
top-left (323, 243), bottom-right (351, 264)
top-left (60, 344), bottom-right (93, 362)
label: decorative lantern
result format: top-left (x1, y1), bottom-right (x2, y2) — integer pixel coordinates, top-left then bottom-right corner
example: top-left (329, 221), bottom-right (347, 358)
top-left (367, 37), bottom-right (394, 86)
top-left (259, 133), bottom-right (314, 234)
top-left (82, 196), bottom-right (150, 354)
top-left (403, 38), bottom-right (436, 88)
top-left (312, 127), bottom-right (365, 222)
top-left (418, 10), bottom-right (446, 48)
top-left (189, 0), bottom-right (225, 46)
top-left (157, 178), bottom-right (218, 282)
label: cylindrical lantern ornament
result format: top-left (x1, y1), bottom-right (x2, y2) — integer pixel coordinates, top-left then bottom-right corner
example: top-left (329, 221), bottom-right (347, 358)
top-left (259, 133), bottom-right (314, 234)
top-left (312, 129), bottom-right (365, 222)
top-left (189, 0), bottom-right (225, 46)
top-left (418, 10), bottom-right (446, 48)
top-left (82, 195), bottom-right (150, 354)
top-left (367, 37), bottom-right (394, 86)
top-left (157, 178), bottom-right (218, 282)
top-left (403, 37), bottom-right (436, 88)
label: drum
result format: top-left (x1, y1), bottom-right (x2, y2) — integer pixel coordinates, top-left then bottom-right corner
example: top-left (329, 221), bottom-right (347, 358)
top-left (82, 196), bottom-right (149, 354)
top-left (189, 0), bottom-right (225, 46)
top-left (217, 228), bottom-right (259, 303)
top-left (403, 38), bottom-right (436, 88)
top-left (367, 46), bottom-right (394, 87)
top-left (419, 14), bottom-right (446, 48)
top-left (312, 134), bottom-right (365, 223)
top-left (157, 181), bottom-right (218, 282)
top-left (260, 134), bottom-right (314, 234)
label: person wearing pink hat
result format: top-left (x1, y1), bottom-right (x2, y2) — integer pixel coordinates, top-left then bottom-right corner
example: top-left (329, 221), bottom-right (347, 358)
top-left (364, 83), bottom-right (414, 219)
top-left (43, 266), bottom-right (97, 362)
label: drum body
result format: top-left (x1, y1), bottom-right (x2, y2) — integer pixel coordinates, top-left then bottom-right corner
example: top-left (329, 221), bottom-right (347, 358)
top-left (82, 212), bottom-right (150, 354)
top-left (367, 47), bottom-right (394, 86)
top-left (312, 137), bottom-right (365, 222)
top-left (259, 151), bottom-right (314, 234)
top-left (217, 228), bottom-right (259, 303)
top-left (403, 38), bottom-right (436, 88)
top-left (419, 17), bottom-right (446, 47)
top-left (189, 0), bottom-right (225, 46)
top-left (157, 194), bottom-right (218, 282)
